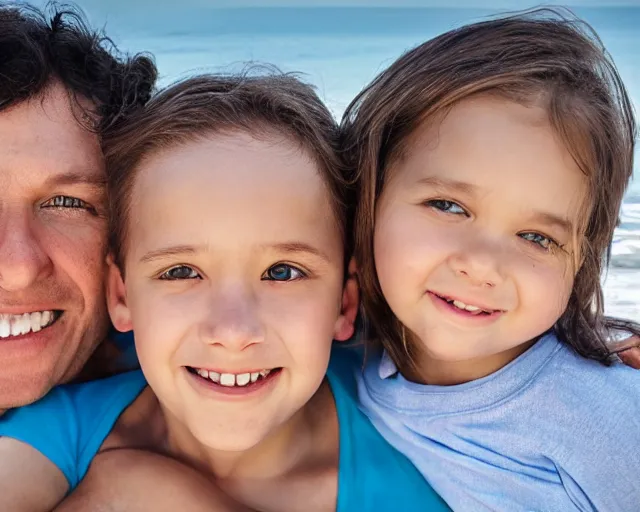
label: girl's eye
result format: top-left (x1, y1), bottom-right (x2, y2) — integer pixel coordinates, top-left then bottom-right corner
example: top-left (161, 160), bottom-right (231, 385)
top-left (159, 265), bottom-right (201, 280)
top-left (426, 199), bottom-right (468, 216)
top-left (262, 263), bottom-right (306, 282)
top-left (519, 232), bottom-right (558, 251)
top-left (42, 195), bottom-right (94, 212)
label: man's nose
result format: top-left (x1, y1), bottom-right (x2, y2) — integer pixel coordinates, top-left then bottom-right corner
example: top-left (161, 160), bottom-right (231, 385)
top-left (0, 208), bottom-right (53, 292)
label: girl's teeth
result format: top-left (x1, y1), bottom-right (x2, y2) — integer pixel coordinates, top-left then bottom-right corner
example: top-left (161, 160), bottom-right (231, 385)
top-left (452, 300), bottom-right (482, 312)
top-left (250, 372), bottom-right (259, 383)
top-left (198, 369), bottom-right (209, 379)
top-left (209, 371), bottom-right (220, 383)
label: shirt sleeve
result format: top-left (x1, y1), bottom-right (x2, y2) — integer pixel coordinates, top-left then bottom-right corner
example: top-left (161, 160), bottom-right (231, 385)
top-left (0, 370), bottom-right (147, 490)
top-left (554, 361), bottom-right (640, 512)
top-left (0, 386), bottom-right (82, 487)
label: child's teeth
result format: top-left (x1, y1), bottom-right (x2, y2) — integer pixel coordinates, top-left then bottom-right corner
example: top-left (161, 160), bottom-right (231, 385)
top-left (194, 368), bottom-right (275, 386)
top-left (236, 373), bottom-right (251, 386)
top-left (452, 300), bottom-right (482, 312)
top-left (220, 373), bottom-right (235, 387)
top-left (453, 300), bottom-right (465, 309)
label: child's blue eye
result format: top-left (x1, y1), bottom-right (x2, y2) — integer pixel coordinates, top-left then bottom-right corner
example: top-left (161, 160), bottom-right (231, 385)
top-left (519, 232), bottom-right (557, 251)
top-left (262, 264), bottom-right (306, 282)
top-left (159, 265), bottom-right (200, 280)
top-left (426, 199), bottom-right (468, 215)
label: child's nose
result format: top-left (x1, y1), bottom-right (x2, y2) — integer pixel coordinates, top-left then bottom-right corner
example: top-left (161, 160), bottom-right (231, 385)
top-left (199, 285), bottom-right (265, 351)
top-left (448, 239), bottom-right (505, 288)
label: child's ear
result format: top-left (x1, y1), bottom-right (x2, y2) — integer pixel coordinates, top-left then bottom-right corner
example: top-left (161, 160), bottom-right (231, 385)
top-left (334, 257), bottom-right (360, 342)
top-left (106, 254), bottom-right (133, 333)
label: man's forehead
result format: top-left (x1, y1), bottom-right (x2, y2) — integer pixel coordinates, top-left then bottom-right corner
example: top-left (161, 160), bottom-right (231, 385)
top-left (0, 83), bottom-right (104, 186)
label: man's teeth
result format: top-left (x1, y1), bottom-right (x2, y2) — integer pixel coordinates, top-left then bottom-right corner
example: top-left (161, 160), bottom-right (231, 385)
top-left (195, 368), bottom-right (273, 387)
top-left (0, 311), bottom-right (57, 338)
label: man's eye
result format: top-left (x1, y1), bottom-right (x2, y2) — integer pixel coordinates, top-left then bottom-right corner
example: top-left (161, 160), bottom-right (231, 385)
top-left (261, 263), bottom-right (306, 282)
top-left (159, 265), bottom-right (201, 280)
top-left (426, 199), bottom-right (468, 216)
top-left (519, 232), bottom-right (558, 251)
top-left (42, 195), bottom-right (94, 212)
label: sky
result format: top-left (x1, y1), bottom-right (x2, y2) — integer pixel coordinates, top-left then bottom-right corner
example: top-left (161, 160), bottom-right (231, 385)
top-left (29, 0), bottom-right (640, 8)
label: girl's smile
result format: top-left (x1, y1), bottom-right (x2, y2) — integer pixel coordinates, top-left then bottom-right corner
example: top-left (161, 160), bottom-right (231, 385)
top-left (374, 94), bottom-right (587, 384)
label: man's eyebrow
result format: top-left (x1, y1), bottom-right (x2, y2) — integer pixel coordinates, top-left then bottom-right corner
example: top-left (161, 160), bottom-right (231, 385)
top-left (139, 245), bottom-right (199, 264)
top-left (43, 171), bottom-right (107, 189)
top-left (416, 176), bottom-right (479, 195)
top-left (268, 242), bottom-right (331, 263)
top-left (529, 211), bottom-right (574, 235)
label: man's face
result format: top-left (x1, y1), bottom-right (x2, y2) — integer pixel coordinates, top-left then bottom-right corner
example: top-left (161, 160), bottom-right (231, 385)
top-left (0, 83), bottom-right (110, 410)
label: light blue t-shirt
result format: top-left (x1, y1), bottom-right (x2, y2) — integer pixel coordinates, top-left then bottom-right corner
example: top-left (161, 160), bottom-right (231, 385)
top-left (0, 347), bottom-right (449, 512)
top-left (357, 332), bottom-right (640, 511)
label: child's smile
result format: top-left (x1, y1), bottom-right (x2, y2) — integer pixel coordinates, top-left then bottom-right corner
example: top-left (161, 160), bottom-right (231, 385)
top-left (374, 94), bottom-right (587, 384)
top-left (107, 131), bottom-right (352, 452)
top-left (427, 291), bottom-right (505, 326)
top-left (186, 365), bottom-right (282, 398)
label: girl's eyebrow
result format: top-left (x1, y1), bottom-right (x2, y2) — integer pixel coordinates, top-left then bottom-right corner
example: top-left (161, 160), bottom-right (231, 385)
top-left (417, 175), bottom-right (574, 234)
top-left (529, 211), bottom-right (574, 235)
top-left (416, 176), bottom-right (478, 195)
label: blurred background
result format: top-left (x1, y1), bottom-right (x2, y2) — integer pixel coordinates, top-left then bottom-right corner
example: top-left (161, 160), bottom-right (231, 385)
top-left (29, 0), bottom-right (640, 320)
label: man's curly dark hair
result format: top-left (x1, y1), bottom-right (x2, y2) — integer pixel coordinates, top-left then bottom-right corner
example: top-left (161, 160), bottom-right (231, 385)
top-left (0, 1), bottom-right (157, 131)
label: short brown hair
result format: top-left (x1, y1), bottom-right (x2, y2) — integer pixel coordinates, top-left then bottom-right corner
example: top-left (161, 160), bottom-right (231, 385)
top-left (103, 72), bottom-right (352, 272)
top-left (341, 8), bottom-right (639, 373)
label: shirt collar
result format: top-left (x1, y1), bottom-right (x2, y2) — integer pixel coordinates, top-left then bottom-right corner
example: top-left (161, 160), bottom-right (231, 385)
top-left (378, 349), bottom-right (400, 379)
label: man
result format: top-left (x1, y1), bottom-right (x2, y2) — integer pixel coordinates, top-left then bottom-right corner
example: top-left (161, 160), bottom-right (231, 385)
top-left (0, 3), bottom-right (155, 414)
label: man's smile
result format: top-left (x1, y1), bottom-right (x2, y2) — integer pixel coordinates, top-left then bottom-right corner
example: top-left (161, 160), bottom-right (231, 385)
top-left (0, 311), bottom-right (62, 339)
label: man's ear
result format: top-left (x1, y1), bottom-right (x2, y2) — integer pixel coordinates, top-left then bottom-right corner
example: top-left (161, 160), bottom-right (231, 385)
top-left (106, 254), bottom-right (132, 333)
top-left (334, 257), bottom-right (360, 342)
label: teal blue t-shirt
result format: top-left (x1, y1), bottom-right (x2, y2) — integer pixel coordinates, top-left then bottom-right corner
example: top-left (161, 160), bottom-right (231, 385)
top-left (0, 347), bottom-right (449, 511)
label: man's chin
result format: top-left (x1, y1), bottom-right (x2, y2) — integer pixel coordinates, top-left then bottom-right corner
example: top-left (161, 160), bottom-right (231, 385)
top-left (0, 373), bottom-right (58, 411)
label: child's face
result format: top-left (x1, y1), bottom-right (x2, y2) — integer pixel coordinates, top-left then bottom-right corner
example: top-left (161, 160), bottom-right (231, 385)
top-left (374, 95), bottom-right (587, 383)
top-left (108, 131), bottom-right (355, 451)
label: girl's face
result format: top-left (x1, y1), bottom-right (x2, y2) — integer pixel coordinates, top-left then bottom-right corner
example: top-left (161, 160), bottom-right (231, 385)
top-left (108, 131), bottom-right (356, 451)
top-left (374, 95), bottom-right (587, 384)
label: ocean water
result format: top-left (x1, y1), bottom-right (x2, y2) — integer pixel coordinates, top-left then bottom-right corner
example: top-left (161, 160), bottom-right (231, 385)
top-left (81, 5), bottom-right (640, 320)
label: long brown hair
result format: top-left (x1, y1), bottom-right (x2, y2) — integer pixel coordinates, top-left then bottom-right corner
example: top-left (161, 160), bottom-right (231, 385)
top-left (341, 8), bottom-right (639, 374)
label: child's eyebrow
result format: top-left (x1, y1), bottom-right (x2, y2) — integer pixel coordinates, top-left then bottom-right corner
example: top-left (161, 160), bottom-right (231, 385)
top-left (529, 211), bottom-right (574, 235)
top-left (416, 176), bottom-right (478, 195)
top-left (139, 242), bottom-right (331, 265)
top-left (268, 242), bottom-right (331, 263)
top-left (139, 245), bottom-right (199, 264)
